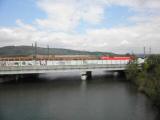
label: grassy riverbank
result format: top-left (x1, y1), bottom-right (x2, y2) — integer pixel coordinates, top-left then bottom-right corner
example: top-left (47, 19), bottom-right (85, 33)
top-left (126, 55), bottom-right (160, 108)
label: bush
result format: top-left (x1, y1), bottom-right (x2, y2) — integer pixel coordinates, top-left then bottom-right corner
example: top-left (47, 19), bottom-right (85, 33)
top-left (126, 55), bottom-right (160, 108)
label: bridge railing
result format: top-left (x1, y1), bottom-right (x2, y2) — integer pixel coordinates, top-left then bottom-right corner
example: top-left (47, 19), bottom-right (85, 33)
top-left (0, 64), bottom-right (127, 72)
top-left (0, 60), bottom-right (129, 67)
top-left (0, 61), bottom-right (128, 74)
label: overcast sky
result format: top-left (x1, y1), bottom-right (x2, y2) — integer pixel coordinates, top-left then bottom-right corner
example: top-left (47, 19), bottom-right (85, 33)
top-left (0, 0), bottom-right (160, 54)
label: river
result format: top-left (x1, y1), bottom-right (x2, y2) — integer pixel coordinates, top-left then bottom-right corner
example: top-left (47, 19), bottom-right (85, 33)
top-left (0, 71), bottom-right (159, 120)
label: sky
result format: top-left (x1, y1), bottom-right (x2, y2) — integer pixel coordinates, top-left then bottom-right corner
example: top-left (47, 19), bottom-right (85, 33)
top-left (0, 0), bottom-right (160, 54)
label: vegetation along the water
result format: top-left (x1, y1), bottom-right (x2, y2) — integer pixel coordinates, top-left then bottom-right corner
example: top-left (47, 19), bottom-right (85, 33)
top-left (126, 55), bottom-right (160, 109)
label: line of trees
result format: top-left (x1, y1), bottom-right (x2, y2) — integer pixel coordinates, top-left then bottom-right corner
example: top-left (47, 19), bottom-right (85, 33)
top-left (126, 55), bottom-right (160, 108)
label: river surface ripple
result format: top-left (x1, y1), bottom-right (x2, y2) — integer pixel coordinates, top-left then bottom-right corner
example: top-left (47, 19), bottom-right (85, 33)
top-left (0, 72), bottom-right (159, 120)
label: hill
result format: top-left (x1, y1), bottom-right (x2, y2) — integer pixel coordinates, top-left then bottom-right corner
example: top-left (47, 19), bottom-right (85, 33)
top-left (0, 46), bottom-right (115, 56)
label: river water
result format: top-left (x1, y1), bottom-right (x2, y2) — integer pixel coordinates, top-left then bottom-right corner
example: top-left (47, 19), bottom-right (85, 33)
top-left (0, 71), bottom-right (159, 120)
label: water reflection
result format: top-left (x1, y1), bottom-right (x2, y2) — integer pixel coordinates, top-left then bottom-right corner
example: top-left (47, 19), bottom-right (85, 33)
top-left (0, 71), bottom-right (159, 120)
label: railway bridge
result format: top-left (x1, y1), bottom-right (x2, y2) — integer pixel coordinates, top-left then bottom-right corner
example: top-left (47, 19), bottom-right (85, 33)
top-left (0, 60), bottom-right (128, 80)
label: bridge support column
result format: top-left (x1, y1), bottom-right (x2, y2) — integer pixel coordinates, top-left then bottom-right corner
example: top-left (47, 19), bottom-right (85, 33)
top-left (113, 72), bottom-right (119, 76)
top-left (15, 75), bottom-right (19, 82)
top-left (117, 71), bottom-right (126, 78)
top-left (80, 71), bottom-right (92, 80)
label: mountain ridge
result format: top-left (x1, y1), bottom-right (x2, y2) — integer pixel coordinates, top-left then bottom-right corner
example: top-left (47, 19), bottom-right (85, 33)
top-left (0, 46), bottom-right (115, 56)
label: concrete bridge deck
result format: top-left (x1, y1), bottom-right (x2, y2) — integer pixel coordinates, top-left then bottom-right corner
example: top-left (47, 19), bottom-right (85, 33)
top-left (0, 60), bottom-right (129, 80)
top-left (0, 64), bottom-right (127, 75)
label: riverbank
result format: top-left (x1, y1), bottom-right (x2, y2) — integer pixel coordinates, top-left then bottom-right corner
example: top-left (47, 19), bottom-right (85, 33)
top-left (125, 55), bottom-right (160, 109)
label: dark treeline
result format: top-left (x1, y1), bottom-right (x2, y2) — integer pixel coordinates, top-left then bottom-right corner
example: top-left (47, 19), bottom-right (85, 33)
top-left (126, 55), bottom-right (160, 108)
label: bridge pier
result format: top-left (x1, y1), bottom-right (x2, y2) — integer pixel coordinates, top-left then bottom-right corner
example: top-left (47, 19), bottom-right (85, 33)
top-left (80, 71), bottom-right (92, 80)
top-left (15, 74), bottom-right (26, 82)
top-left (15, 75), bottom-right (19, 82)
top-left (117, 71), bottom-right (126, 78)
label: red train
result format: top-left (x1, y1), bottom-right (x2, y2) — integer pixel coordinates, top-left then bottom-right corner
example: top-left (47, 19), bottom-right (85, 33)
top-left (100, 56), bottom-right (133, 61)
top-left (0, 55), bottom-right (134, 61)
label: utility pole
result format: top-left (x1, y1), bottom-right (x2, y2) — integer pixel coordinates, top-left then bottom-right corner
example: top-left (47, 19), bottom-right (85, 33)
top-left (52, 44), bottom-right (55, 59)
top-left (32, 43), bottom-right (34, 59)
top-left (35, 42), bottom-right (37, 60)
top-left (47, 44), bottom-right (49, 59)
top-left (143, 46), bottom-right (146, 58)
top-left (131, 50), bottom-right (134, 55)
top-left (149, 47), bottom-right (151, 55)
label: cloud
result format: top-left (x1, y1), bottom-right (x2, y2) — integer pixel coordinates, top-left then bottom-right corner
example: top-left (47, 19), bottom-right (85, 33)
top-left (1, 15), bottom-right (160, 53)
top-left (35, 0), bottom-right (160, 31)
top-left (121, 40), bottom-right (130, 45)
top-left (0, 0), bottom-right (160, 54)
top-left (16, 19), bottom-right (37, 31)
top-left (109, 0), bottom-right (160, 11)
top-left (36, 0), bottom-right (105, 31)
